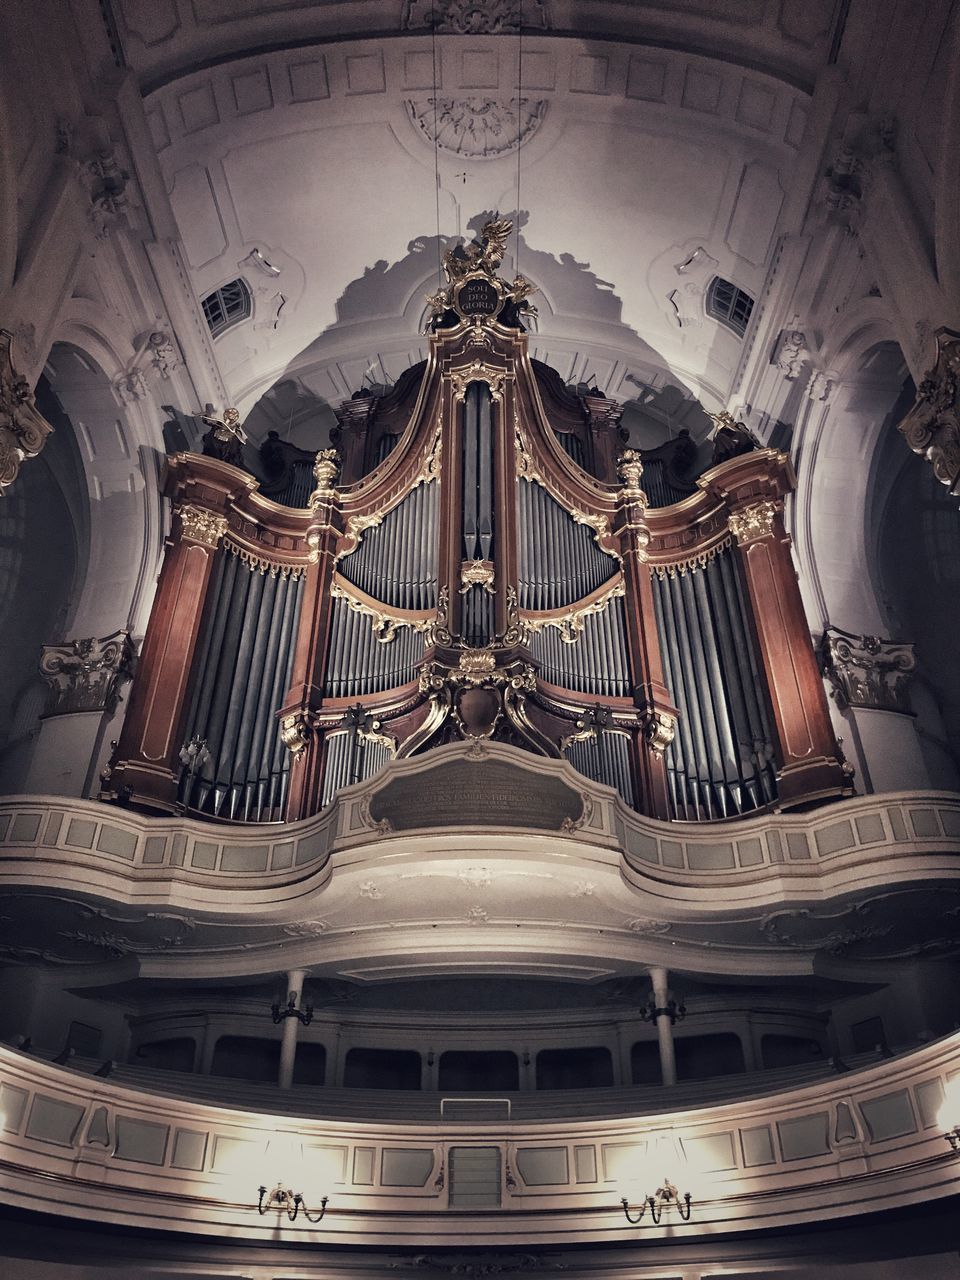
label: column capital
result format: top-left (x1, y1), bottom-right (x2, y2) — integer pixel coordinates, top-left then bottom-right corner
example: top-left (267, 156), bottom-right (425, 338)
top-left (820, 627), bottom-right (916, 714)
top-left (39, 630), bottom-right (135, 716)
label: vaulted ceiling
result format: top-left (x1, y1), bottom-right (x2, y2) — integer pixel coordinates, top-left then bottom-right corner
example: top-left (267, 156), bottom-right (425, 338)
top-left (110, 0), bottom-right (848, 447)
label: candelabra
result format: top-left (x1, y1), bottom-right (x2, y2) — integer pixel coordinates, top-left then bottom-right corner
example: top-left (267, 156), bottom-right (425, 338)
top-left (271, 992), bottom-right (314, 1025)
top-left (621, 1178), bottom-right (692, 1225)
top-left (257, 1182), bottom-right (328, 1223)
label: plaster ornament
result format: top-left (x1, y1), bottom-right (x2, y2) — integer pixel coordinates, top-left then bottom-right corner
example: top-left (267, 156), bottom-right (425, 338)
top-left (39, 630), bottom-right (135, 716)
top-left (898, 328), bottom-right (960, 496)
top-left (820, 628), bottom-right (916, 714)
top-left (771, 328), bottom-right (809, 380)
top-left (0, 330), bottom-right (52, 496)
top-left (402, 0), bottom-right (549, 33)
top-left (406, 97), bottom-right (548, 159)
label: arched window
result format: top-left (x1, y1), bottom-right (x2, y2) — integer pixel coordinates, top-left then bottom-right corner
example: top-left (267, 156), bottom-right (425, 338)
top-left (201, 278), bottom-right (252, 337)
top-left (706, 276), bottom-right (755, 337)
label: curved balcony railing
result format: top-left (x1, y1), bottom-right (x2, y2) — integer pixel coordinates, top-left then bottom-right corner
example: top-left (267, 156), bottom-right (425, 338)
top-left (0, 1035), bottom-right (958, 1246)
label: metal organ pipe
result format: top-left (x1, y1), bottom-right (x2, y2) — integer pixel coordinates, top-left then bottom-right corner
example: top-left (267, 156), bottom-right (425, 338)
top-left (652, 548), bottom-right (777, 820)
top-left (517, 481), bottom-right (616, 609)
top-left (338, 481), bottom-right (439, 611)
top-left (178, 547), bottom-right (304, 822)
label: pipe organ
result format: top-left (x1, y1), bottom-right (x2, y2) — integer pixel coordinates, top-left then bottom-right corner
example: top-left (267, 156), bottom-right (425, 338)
top-left (104, 218), bottom-right (851, 824)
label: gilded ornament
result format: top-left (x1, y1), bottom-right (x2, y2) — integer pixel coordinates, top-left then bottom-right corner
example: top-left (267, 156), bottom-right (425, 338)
top-left (643, 710), bottom-right (676, 759)
top-left (459, 558), bottom-right (496, 595)
top-left (331, 579), bottom-right (431, 643)
top-left (525, 578), bottom-right (625, 645)
top-left (308, 448), bottom-right (340, 507)
top-left (177, 504), bottom-right (227, 548)
top-left (280, 711), bottom-right (314, 760)
top-left (728, 500), bottom-right (778, 545)
top-left (617, 448), bottom-right (646, 495)
top-left (425, 216), bottom-right (539, 328)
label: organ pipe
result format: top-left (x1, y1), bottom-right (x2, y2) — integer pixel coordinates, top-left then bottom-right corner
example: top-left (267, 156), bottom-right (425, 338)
top-left (652, 549), bottom-right (777, 820)
top-left (179, 546), bottom-right (303, 821)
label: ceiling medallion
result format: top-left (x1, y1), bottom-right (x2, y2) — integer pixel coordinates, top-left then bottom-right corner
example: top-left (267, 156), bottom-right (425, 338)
top-left (405, 97), bottom-right (548, 159)
top-left (402, 0), bottom-right (549, 34)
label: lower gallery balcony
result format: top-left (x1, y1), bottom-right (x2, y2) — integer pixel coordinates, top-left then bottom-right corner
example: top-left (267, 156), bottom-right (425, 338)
top-left (1, 743), bottom-right (959, 1274)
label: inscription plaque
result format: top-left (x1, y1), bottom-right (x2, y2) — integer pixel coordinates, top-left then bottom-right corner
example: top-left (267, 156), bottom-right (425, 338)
top-left (369, 758), bottom-right (584, 831)
top-left (455, 277), bottom-right (502, 318)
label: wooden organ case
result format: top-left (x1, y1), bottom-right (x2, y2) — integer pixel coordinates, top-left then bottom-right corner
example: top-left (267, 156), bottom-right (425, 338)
top-left (104, 220), bottom-right (852, 824)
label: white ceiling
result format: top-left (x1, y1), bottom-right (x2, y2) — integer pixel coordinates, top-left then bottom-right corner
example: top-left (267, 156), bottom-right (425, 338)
top-left (124, 2), bottom-right (837, 435)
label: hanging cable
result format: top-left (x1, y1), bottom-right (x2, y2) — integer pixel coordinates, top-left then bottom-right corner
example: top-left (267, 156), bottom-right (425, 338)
top-left (515, 0), bottom-right (523, 279)
top-left (431, 0), bottom-right (442, 286)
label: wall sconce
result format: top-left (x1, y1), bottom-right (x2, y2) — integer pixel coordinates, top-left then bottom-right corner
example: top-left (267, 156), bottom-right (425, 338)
top-left (271, 991), bottom-right (314, 1026)
top-left (257, 1134), bottom-right (327, 1222)
top-left (257, 1181), bottom-right (328, 1222)
top-left (938, 1077), bottom-right (960, 1150)
top-left (621, 1177), bottom-right (692, 1224)
top-left (639, 994), bottom-right (686, 1025)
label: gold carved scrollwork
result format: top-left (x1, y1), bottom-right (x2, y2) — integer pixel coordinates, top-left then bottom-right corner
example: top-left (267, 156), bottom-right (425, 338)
top-left (331, 579), bottom-right (431, 643)
top-left (643, 710), bottom-right (677, 759)
top-left (728, 500), bottom-right (778, 546)
top-left (177, 504), bottom-right (227, 548)
top-left (425, 584), bottom-right (454, 648)
top-left (526, 578), bottom-right (625, 645)
top-left (450, 359), bottom-right (507, 404)
top-left (0, 329), bottom-right (52, 496)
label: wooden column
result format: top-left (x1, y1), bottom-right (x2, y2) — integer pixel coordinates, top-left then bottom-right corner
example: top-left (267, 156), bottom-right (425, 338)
top-left (727, 496), bottom-right (850, 806)
top-left (107, 504), bottom-right (226, 813)
top-left (278, 459), bottom-right (342, 820)
top-left (615, 456), bottom-right (677, 820)
top-left (704, 451), bottom-right (851, 808)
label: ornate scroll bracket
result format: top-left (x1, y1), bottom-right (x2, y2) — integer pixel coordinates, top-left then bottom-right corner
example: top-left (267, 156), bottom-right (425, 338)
top-left (39, 631), bottom-right (136, 716)
top-left (728, 500), bottom-right (778, 546)
top-left (177, 504), bottom-right (227, 548)
top-left (280, 710), bottom-right (318, 762)
top-left (820, 627), bottom-right (916, 714)
top-left (0, 330), bottom-right (52, 497)
top-left (898, 328), bottom-right (960, 495)
top-left (642, 710), bottom-right (677, 760)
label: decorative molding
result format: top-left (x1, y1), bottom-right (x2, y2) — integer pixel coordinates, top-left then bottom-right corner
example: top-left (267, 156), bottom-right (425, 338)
top-left (222, 538), bottom-right (305, 578)
top-left (728, 500), bottom-right (778, 546)
top-left (820, 627), bottom-right (916, 714)
top-left (0, 330), bottom-right (52, 496)
top-left (176, 504), bottom-right (227, 548)
top-left (39, 630), bottom-right (135, 716)
top-left (406, 97), bottom-right (547, 159)
top-left (898, 328), bottom-right (960, 495)
top-left (617, 448), bottom-right (647, 498)
top-left (401, 0), bottom-right (549, 32)
top-left (650, 535), bottom-right (732, 579)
